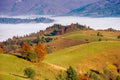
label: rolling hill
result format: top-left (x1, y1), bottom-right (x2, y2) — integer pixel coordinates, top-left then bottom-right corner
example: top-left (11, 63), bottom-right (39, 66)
top-left (68, 0), bottom-right (120, 17)
top-left (45, 41), bottom-right (120, 71)
top-left (0, 54), bottom-right (59, 80)
top-left (45, 30), bottom-right (120, 52)
top-left (0, 54), bottom-right (32, 80)
top-left (0, 23), bottom-right (120, 79)
top-left (63, 30), bottom-right (120, 41)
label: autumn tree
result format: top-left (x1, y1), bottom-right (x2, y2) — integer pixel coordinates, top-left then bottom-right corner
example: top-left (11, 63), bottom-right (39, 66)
top-left (61, 27), bottom-right (65, 35)
top-left (0, 48), bottom-right (3, 53)
top-left (102, 64), bottom-right (118, 80)
top-left (21, 42), bottom-right (32, 58)
top-left (35, 43), bottom-right (47, 62)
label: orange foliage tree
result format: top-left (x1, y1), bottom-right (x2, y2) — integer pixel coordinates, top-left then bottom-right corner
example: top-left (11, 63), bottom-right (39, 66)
top-left (0, 48), bottom-right (3, 53)
top-left (21, 42), bottom-right (32, 58)
top-left (35, 43), bottom-right (47, 62)
top-left (61, 27), bottom-right (65, 35)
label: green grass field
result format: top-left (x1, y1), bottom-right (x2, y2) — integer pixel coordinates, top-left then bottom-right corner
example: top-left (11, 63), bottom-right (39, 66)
top-left (45, 41), bottom-right (120, 71)
top-left (63, 30), bottom-right (120, 42)
top-left (0, 54), bottom-right (32, 80)
top-left (0, 73), bottom-right (24, 80)
top-left (0, 54), bottom-right (58, 80)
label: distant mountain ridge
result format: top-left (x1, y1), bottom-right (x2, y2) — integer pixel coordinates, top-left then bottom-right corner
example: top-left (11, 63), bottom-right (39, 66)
top-left (68, 0), bottom-right (120, 17)
top-left (0, 17), bottom-right (53, 24)
top-left (0, 0), bottom-right (99, 15)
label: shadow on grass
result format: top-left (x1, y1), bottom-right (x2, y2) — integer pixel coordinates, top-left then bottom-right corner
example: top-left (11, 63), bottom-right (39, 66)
top-left (14, 54), bottom-right (25, 59)
top-left (9, 73), bottom-right (28, 79)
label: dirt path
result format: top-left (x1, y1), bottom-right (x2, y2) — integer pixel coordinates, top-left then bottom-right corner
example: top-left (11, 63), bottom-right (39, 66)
top-left (44, 62), bottom-right (66, 71)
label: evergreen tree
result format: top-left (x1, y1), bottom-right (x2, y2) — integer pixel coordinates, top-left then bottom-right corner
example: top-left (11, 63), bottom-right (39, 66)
top-left (66, 66), bottom-right (78, 80)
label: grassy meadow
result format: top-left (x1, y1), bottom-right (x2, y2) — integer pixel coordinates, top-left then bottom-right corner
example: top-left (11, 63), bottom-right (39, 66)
top-left (0, 54), bottom-right (58, 80)
top-left (63, 30), bottom-right (120, 41)
top-left (45, 41), bottom-right (120, 71)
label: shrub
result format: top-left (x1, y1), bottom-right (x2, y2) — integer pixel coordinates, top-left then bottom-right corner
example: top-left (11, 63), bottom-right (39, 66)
top-left (27, 52), bottom-right (37, 62)
top-left (24, 67), bottom-right (36, 79)
top-left (86, 71), bottom-right (101, 80)
top-left (56, 66), bottom-right (78, 80)
top-left (97, 32), bottom-right (103, 37)
top-left (98, 38), bottom-right (102, 41)
top-left (116, 76), bottom-right (120, 80)
top-left (117, 35), bottom-right (120, 39)
top-left (103, 64), bottom-right (118, 80)
top-left (56, 71), bottom-right (66, 80)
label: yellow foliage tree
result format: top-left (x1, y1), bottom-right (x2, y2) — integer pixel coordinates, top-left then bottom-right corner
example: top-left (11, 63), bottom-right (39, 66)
top-left (35, 43), bottom-right (47, 62)
top-left (21, 42), bottom-right (32, 58)
top-left (0, 48), bottom-right (3, 53)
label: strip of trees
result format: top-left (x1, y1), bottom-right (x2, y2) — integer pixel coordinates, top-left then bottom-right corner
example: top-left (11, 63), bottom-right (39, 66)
top-left (56, 64), bottom-right (120, 80)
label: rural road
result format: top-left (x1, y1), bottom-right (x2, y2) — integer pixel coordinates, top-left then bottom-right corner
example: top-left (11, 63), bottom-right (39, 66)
top-left (44, 62), bottom-right (66, 71)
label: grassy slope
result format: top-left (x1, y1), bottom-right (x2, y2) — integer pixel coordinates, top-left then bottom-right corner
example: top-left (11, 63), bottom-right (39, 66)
top-left (63, 30), bottom-right (120, 41)
top-left (0, 73), bottom-right (24, 80)
top-left (46, 30), bottom-right (120, 52)
top-left (0, 30), bottom-right (120, 79)
top-left (0, 54), bottom-right (32, 80)
top-left (45, 41), bottom-right (120, 71)
top-left (0, 54), bottom-right (58, 80)
top-left (46, 37), bottom-right (86, 52)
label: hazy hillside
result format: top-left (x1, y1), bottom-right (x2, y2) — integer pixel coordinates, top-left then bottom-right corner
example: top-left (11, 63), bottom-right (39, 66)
top-left (68, 0), bottom-right (120, 17)
top-left (0, 17), bottom-right (53, 24)
top-left (0, 0), bottom-right (99, 15)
